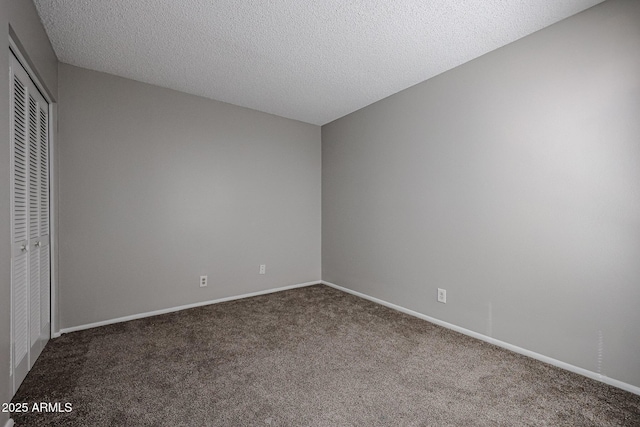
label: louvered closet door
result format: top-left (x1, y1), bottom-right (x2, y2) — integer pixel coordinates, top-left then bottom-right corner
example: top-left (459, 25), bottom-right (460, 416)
top-left (10, 52), bottom-right (50, 394)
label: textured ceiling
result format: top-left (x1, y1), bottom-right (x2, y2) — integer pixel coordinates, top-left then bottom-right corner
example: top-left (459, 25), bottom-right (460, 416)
top-left (34, 0), bottom-right (604, 125)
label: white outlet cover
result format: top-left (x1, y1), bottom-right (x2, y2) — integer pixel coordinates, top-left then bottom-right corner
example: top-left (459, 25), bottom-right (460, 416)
top-left (200, 275), bottom-right (208, 287)
top-left (437, 288), bottom-right (446, 303)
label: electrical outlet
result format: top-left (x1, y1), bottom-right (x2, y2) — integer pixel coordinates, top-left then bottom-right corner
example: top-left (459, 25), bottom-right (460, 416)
top-left (200, 275), bottom-right (208, 287)
top-left (437, 288), bottom-right (446, 303)
top-left (259, 264), bottom-right (266, 275)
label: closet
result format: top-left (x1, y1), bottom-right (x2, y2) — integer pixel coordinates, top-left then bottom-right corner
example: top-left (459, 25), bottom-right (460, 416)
top-left (10, 51), bottom-right (51, 393)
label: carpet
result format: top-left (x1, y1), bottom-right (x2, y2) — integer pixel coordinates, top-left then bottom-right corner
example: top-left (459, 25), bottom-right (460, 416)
top-left (11, 284), bottom-right (640, 426)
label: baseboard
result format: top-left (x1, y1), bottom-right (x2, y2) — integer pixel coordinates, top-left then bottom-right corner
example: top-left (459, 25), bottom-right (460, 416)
top-left (4, 418), bottom-right (14, 427)
top-left (321, 280), bottom-right (640, 396)
top-left (58, 281), bottom-right (321, 335)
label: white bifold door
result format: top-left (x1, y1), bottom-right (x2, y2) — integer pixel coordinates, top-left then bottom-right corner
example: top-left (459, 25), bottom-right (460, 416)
top-left (10, 51), bottom-right (51, 394)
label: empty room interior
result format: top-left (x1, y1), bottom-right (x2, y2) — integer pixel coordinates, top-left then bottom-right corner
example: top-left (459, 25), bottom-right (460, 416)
top-left (2, 0), bottom-right (639, 425)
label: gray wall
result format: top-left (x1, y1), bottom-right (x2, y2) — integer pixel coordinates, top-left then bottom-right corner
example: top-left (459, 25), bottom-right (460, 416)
top-left (322, 0), bottom-right (640, 388)
top-left (58, 64), bottom-right (321, 329)
top-left (0, 0), bottom-right (58, 419)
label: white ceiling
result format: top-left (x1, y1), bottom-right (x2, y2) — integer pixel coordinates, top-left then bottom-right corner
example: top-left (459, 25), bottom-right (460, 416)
top-left (34, 0), bottom-right (604, 125)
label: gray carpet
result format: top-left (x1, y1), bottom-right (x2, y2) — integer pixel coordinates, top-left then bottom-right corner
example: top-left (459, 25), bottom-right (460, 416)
top-left (11, 284), bottom-right (640, 426)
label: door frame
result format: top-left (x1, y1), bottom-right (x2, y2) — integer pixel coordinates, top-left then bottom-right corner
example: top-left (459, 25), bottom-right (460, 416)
top-left (8, 35), bottom-right (57, 394)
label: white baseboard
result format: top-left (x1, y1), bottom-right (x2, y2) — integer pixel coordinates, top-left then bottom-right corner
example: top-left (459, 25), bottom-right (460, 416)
top-left (321, 280), bottom-right (640, 396)
top-left (4, 418), bottom-right (14, 427)
top-left (56, 281), bottom-right (320, 336)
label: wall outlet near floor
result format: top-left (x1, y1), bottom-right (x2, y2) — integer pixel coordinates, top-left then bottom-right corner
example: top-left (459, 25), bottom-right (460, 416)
top-left (259, 264), bottom-right (266, 275)
top-left (437, 288), bottom-right (446, 303)
top-left (200, 275), bottom-right (208, 287)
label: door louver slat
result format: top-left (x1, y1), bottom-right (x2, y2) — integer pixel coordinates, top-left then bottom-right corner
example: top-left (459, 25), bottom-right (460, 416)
top-left (40, 109), bottom-right (49, 236)
top-left (28, 96), bottom-right (39, 241)
top-left (13, 76), bottom-right (28, 244)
